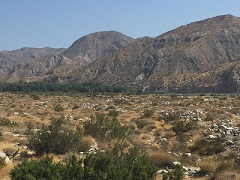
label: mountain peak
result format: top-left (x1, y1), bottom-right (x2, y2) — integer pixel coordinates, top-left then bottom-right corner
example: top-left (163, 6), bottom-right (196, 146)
top-left (62, 31), bottom-right (135, 64)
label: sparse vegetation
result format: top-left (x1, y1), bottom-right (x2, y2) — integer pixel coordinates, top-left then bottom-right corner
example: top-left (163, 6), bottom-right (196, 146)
top-left (83, 113), bottom-right (128, 141)
top-left (142, 109), bottom-right (154, 118)
top-left (10, 145), bottom-right (157, 180)
top-left (190, 138), bottom-right (225, 156)
top-left (161, 112), bottom-right (181, 122)
top-left (10, 156), bottom-right (83, 180)
top-left (0, 157), bottom-right (5, 170)
top-left (134, 119), bottom-right (151, 129)
top-left (0, 117), bottom-right (18, 127)
top-left (28, 117), bottom-right (82, 155)
top-left (171, 119), bottom-right (197, 135)
top-left (0, 93), bottom-right (239, 179)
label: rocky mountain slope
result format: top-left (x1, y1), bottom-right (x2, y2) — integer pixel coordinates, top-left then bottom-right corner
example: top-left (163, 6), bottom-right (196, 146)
top-left (62, 31), bottom-right (135, 66)
top-left (1, 15), bottom-right (240, 93)
top-left (0, 31), bottom-right (134, 82)
top-left (68, 14), bottom-right (240, 93)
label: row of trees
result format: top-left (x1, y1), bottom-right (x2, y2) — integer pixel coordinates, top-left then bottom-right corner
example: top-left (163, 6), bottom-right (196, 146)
top-left (0, 81), bottom-right (137, 94)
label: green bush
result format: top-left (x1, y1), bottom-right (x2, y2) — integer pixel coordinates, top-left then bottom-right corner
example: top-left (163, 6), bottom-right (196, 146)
top-left (190, 138), bottom-right (225, 156)
top-left (134, 119), bottom-right (150, 129)
top-left (83, 113), bottom-right (128, 142)
top-left (0, 118), bottom-right (18, 127)
top-left (11, 145), bottom-right (157, 180)
top-left (162, 165), bottom-right (184, 180)
top-left (0, 157), bottom-right (5, 170)
top-left (54, 104), bottom-right (64, 112)
top-left (161, 112), bottom-right (181, 122)
top-left (142, 109), bottom-right (154, 118)
top-left (108, 109), bottom-right (119, 117)
top-left (204, 113), bottom-right (214, 121)
top-left (83, 146), bottom-right (158, 180)
top-left (10, 156), bottom-right (83, 180)
top-left (28, 118), bottom-right (82, 155)
top-left (172, 120), bottom-right (197, 135)
top-left (30, 93), bottom-right (41, 100)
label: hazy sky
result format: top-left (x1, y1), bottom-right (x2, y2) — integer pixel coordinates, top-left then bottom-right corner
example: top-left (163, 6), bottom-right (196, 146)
top-left (1, 0), bottom-right (240, 51)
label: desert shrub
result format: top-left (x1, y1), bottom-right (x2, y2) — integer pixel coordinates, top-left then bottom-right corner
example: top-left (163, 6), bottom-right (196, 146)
top-left (108, 109), bottom-right (119, 117)
top-left (134, 119), bottom-right (150, 129)
top-left (171, 141), bottom-right (188, 153)
top-left (190, 138), bottom-right (225, 156)
top-left (0, 157), bottom-right (5, 170)
top-left (78, 137), bottom-right (95, 152)
top-left (30, 93), bottom-right (40, 100)
top-left (141, 109), bottom-right (154, 118)
top-left (149, 152), bottom-right (176, 168)
top-left (171, 120), bottom-right (197, 135)
top-left (204, 113), bottom-right (214, 121)
top-left (84, 145), bottom-right (158, 180)
top-left (162, 165), bottom-right (184, 180)
top-left (113, 98), bottom-right (130, 105)
top-left (161, 112), bottom-right (181, 122)
top-left (10, 156), bottom-right (83, 180)
top-left (54, 104), bottom-right (64, 112)
top-left (179, 154), bottom-right (199, 166)
top-left (0, 117), bottom-right (18, 127)
top-left (83, 113), bottom-right (128, 142)
top-left (199, 158), bottom-right (235, 178)
top-left (28, 118), bottom-right (82, 155)
top-left (145, 124), bottom-right (157, 132)
top-left (25, 121), bottom-right (34, 135)
top-left (198, 158), bottom-right (217, 175)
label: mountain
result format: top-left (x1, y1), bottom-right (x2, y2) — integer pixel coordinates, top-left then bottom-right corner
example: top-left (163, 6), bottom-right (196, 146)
top-left (0, 47), bottom-right (65, 81)
top-left (1, 15), bottom-right (240, 93)
top-left (0, 31), bottom-right (135, 82)
top-left (62, 31), bottom-right (135, 66)
top-left (67, 14), bottom-right (240, 93)
top-left (0, 47), bottom-right (65, 62)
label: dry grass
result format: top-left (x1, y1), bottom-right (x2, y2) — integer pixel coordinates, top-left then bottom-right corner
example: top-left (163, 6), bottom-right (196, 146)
top-left (0, 93), bottom-right (240, 179)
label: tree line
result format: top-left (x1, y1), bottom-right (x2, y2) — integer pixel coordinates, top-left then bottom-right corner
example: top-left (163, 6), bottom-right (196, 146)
top-left (0, 81), bottom-right (137, 94)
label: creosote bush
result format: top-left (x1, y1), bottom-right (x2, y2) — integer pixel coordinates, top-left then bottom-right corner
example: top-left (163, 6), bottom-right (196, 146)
top-left (171, 119), bottom-right (197, 135)
top-left (10, 156), bottom-right (83, 180)
top-left (141, 109), bottom-right (154, 118)
top-left (190, 138), bottom-right (225, 156)
top-left (133, 119), bottom-right (151, 129)
top-left (162, 164), bottom-right (184, 180)
top-left (83, 113), bottom-right (128, 142)
top-left (0, 157), bottom-right (5, 170)
top-left (0, 117), bottom-right (18, 127)
top-left (11, 143), bottom-right (158, 180)
top-left (160, 112), bottom-right (181, 122)
top-left (149, 152), bottom-right (176, 168)
top-left (28, 117), bottom-right (82, 155)
top-left (83, 144), bottom-right (158, 180)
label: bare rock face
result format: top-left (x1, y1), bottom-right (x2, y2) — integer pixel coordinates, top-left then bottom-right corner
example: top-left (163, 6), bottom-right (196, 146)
top-left (62, 31), bottom-right (135, 66)
top-left (1, 15), bottom-right (240, 93)
top-left (0, 31), bottom-right (134, 82)
top-left (69, 15), bottom-right (240, 93)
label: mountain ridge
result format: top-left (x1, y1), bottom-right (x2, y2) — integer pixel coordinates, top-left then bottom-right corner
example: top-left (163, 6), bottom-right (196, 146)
top-left (1, 15), bottom-right (240, 93)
